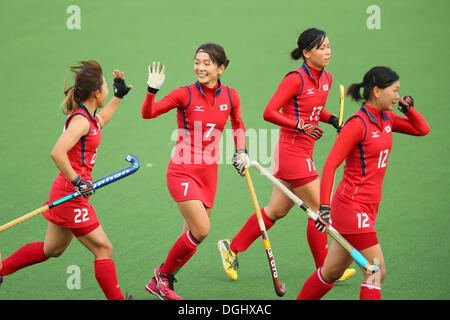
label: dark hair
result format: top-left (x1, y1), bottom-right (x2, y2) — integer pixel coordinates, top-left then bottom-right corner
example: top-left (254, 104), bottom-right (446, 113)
top-left (62, 60), bottom-right (104, 114)
top-left (291, 28), bottom-right (327, 60)
top-left (347, 66), bottom-right (399, 103)
top-left (195, 43), bottom-right (230, 68)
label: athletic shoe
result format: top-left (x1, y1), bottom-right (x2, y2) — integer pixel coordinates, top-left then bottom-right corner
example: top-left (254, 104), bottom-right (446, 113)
top-left (217, 239), bottom-right (239, 281)
top-left (0, 275), bottom-right (3, 286)
top-left (336, 268), bottom-right (356, 282)
top-left (146, 264), bottom-right (182, 300)
top-left (145, 277), bottom-right (159, 297)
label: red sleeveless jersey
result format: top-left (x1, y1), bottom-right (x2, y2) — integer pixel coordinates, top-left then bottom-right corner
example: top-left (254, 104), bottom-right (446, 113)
top-left (59, 103), bottom-right (101, 185)
top-left (335, 105), bottom-right (393, 203)
top-left (280, 63), bottom-right (332, 146)
top-left (42, 103), bottom-right (101, 229)
top-left (281, 64), bottom-right (333, 129)
top-left (321, 104), bottom-right (430, 206)
top-left (267, 63), bottom-right (333, 180)
top-left (172, 81), bottom-right (239, 165)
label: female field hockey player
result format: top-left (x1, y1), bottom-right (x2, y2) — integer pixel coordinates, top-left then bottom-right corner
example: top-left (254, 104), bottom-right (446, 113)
top-left (141, 43), bottom-right (246, 300)
top-left (0, 61), bottom-right (133, 299)
top-left (218, 27), bottom-right (355, 282)
top-left (297, 66), bottom-right (430, 300)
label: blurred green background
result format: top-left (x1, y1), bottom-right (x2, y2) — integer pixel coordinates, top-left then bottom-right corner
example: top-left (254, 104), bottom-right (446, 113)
top-left (0, 0), bottom-right (448, 300)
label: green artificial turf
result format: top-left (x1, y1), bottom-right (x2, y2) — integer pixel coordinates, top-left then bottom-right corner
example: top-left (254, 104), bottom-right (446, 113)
top-left (0, 0), bottom-right (448, 301)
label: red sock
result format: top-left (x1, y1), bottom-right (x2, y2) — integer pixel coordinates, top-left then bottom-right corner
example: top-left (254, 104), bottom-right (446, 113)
top-left (176, 247), bottom-right (197, 270)
top-left (296, 268), bottom-right (334, 300)
top-left (0, 242), bottom-right (48, 276)
top-left (161, 231), bottom-right (199, 275)
top-left (360, 282), bottom-right (381, 300)
top-left (306, 217), bottom-right (328, 268)
top-left (230, 208), bottom-right (275, 254)
top-left (94, 259), bottom-right (124, 300)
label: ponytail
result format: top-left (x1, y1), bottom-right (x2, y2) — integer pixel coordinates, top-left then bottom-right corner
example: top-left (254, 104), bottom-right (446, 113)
top-left (346, 82), bottom-right (364, 103)
top-left (61, 82), bottom-right (79, 115)
top-left (290, 47), bottom-right (302, 60)
top-left (347, 66), bottom-right (399, 103)
top-left (290, 28), bottom-right (327, 61)
top-left (60, 60), bottom-right (104, 115)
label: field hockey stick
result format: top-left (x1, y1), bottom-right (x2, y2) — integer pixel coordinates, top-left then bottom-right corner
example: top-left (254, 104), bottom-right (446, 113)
top-left (331, 85), bottom-right (346, 193)
top-left (338, 84), bottom-right (345, 127)
top-left (0, 154), bottom-right (140, 233)
top-left (250, 161), bottom-right (381, 274)
top-left (243, 167), bottom-right (286, 297)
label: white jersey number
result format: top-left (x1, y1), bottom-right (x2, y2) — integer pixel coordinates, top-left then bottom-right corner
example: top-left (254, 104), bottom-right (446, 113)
top-left (74, 208), bottom-right (89, 223)
top-left (205, 123), bottom-right (216, 139)
top-left (357, 213), bottom-right (370, 229)
top-left (377, 149), bottom-right (389, 169)
top-left (306, 158), bottom-right (316, 172)
top-left (181, 182), bottom-right (189, 196)
top-left (310, 106), bottom-right (324, 121)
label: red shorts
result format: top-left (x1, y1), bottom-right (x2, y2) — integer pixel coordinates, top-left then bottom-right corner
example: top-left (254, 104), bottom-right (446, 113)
top-left (330, 194), bottom-right (380, 251)
top-left (166, 160), bottom-right (218, 208)
top-left (330, 194), bottom-right (379, 235)
top-left (343, 232), bottom-right (379, 251)
top-left (273, 135), bottom-right (318, 184)
top-left (288, 175), bottom-right (318, 188)
top-left (42, 176), bottom-right (100, 233)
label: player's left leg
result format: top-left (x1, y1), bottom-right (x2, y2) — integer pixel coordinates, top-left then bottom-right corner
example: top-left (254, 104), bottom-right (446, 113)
top-left (0, 222), bottom-right (72, 279)
top-left (293, 178), bottom-right (356, 281)
top-left (227, 181), bottom-right (291, 257)
top-left (149, 200), bottom-right (206, 300)
top-left (164, 200), bottom-right (207, 275)
top-left (293, 178), bottom-right (328, 268)
top-left (77, 225), bottom-right (125, 300)
top-left (359, 244), bottom-right (386, 300)
top-left (218, 183), bottom-right (288, 281)
top-left (297, 239), bottom-right (353, 300)
top-left (177, 207), bottom-right (212, 272)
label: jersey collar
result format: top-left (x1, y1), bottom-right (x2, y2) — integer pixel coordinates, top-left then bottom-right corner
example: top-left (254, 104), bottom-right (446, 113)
top-left (78, 102), bottom-right (97, 120)
top-left (301, 63), bottom-right (325, 81)
top-left (361, 104), bottom-right (387, 124)
top-left (194, 80), bottom-right (223, 97)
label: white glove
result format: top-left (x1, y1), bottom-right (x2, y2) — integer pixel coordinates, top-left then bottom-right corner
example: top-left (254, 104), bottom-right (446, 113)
top-left (232, 150), bottom-right (250, 177)
top-left (147, 61), bottom-right (165, 91)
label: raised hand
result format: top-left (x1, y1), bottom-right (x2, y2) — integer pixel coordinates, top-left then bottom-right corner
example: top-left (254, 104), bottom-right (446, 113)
top-left (147, 61), bottom-right (166, 93)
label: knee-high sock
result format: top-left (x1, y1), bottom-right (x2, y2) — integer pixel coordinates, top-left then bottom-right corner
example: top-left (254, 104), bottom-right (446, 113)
top-left (0, 242), bottom-right (48, 276)
top-left (360, 282), bottom-right (381, 300)
top-left (176, 247), bottom-right (197, 270)
top-left (161, 230), bottom-right (200, 275)
top-left (230, 208), bottom-right (275, 254)
top-left (296, 268), bottom-right (334, 300)
top-left (306, 217), bottom-right (328, 269)
top-left (94, 258), bottom-right (124, 300)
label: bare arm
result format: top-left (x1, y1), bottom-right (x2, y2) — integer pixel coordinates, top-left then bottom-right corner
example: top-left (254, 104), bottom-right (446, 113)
top-left (97, 70), bottom-right (132, 128)
top-left (50, 115), bottom-right (90, 181)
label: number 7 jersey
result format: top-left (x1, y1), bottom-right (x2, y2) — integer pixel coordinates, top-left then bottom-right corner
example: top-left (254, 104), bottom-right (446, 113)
top-left (171, 81), bottom-right (245, 165)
